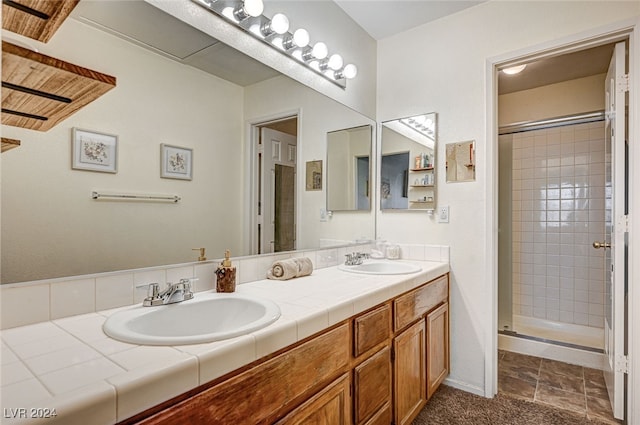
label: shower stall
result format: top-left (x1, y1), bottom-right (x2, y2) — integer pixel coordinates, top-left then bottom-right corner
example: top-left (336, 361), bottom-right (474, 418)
top-left (498, 113), bottom-right (608, 359)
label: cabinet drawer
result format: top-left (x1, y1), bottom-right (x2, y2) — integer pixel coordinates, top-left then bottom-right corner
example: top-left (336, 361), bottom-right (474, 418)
top-left (394, 274), bottom-right (448, 331)
top-left (353, 303), bottom-right (391, 357)
top-left (139, 323), bottom-right (350, 425)
top-left (276, 374), bottom-right (351, 425)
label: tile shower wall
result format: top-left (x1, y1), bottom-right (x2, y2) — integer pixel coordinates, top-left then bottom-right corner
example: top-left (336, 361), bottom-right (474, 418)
top-left (511, 121), bottom-right (606, 329)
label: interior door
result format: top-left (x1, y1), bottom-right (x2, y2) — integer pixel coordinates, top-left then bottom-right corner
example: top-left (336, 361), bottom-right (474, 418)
top-left (260, 127), bottom-right (297, 254)
top-left (601, 40), bottom-right (628, 420)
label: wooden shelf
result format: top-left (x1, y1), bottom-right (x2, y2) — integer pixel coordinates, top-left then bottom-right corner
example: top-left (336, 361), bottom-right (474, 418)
top-left (1, 137), bottom-right (20, 153)
top-left (409, 167), bottom-right (434, 172)
top-left (2, 0), bottom-right (79, 43)
top-left (1, 41), bottom-right (116, 131)
top-left (410, 200), bottom-right (435, 204)
top-left (410, 185), bottom-right (435, 188)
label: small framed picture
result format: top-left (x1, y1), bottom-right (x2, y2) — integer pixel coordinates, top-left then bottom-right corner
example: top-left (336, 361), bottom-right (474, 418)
top-left (161, 144), bottom-right (193, 180)
top-left (71, 128), bottom-right (118, 173)
top-left (305, 160), bottom-right (322, 191)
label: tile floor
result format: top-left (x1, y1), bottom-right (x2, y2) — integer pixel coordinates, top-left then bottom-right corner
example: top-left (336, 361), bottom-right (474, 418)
top-left (498, 350), bottom-right (621, 424)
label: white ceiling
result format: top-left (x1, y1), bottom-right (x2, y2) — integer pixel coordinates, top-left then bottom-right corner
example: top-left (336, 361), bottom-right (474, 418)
top-left (333, 0), bottom-right (614, 93)
top-left (333, 0), bottom-right (485, 40)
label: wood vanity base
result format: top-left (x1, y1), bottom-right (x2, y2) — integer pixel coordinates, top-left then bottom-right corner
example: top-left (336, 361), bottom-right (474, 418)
top-left (126, 273), bottom-right (449, 425)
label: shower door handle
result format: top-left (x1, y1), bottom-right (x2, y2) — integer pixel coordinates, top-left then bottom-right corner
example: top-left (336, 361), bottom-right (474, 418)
top-left (592, 241), bottom-right (611, 249)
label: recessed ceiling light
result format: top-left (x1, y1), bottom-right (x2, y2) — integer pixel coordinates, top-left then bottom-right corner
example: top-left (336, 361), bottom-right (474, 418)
top-left (502, 64), bottom-right (527, 75)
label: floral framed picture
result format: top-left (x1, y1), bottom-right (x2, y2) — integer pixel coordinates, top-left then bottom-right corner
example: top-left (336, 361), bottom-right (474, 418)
top-left (160, 144), bottom-right (193, 180)
top-left (71, 128), bottom-right (118, 173)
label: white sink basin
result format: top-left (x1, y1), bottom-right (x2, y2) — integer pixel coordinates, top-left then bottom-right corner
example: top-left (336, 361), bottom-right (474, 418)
top-left (338, 261), bottom-right (422, 275)
top-left (103, 292), bottom-right (281, 346)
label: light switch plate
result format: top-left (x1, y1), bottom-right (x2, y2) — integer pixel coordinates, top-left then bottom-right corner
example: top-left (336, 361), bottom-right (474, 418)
top-left (438, 206), bottom-right (449, 223)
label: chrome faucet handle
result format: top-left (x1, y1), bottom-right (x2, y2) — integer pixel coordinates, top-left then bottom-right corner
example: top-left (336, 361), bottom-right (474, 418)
top-left (136, 283), bottom-right (164, 306)
top-left (135, 283), bottom-right (160, 299)
top-left (178, 277), bottom-right (198, 293)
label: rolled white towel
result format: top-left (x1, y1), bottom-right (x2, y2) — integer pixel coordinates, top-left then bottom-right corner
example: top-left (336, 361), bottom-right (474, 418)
top-left (267, 257), bottom-right (314, 281)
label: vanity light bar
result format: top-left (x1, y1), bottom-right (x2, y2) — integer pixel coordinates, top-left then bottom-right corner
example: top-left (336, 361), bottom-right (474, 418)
top-left (191, 0), bottom-right (357, 89)
top-left (399, 115), bottom-right (435, 140)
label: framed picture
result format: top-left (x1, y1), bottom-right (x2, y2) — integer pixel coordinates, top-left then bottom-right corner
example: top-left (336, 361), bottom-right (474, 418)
top-left (71, 128), bottom-right (118, 173)
top-left (161, 144), bottom-right (193, 180)
top-left (305, 160), bottom-right (322, 191)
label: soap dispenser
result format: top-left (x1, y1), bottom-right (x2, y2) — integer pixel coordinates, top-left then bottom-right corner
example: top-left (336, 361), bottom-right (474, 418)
top-left (215, 249), bottom-right (236, 293)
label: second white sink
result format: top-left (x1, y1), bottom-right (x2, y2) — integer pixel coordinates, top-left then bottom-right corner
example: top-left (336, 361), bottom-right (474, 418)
top-left (103, 292), bottom-right (281, 346)
top-left (338, 261), bottom-right (422, 275)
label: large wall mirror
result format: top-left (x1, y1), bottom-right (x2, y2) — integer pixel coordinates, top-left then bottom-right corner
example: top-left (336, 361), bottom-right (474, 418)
top-left (0, 1), bottom-right (375, 284)
top-left (380, 113), bottom-right (437, 211)
top-left (326, 125), bottom-right (373, 212)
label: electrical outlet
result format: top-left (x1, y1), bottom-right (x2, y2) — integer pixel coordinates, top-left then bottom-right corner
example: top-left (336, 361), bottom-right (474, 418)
top-left (438, 206), bottom-right (449, 223)
top-left (320, 208), bottom-right (328, 222)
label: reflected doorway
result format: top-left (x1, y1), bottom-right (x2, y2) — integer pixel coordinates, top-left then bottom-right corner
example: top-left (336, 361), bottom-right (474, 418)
top-left (254, 117), bottom-right (298, 254)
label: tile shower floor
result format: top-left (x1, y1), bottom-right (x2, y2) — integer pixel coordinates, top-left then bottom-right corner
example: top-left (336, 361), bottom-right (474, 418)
top-left (498, 350), bottom-right (621, 424)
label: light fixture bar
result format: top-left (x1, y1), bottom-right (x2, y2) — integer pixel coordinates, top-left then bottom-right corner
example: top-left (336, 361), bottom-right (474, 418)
top-left (191, 0), bottom-right (357, 89)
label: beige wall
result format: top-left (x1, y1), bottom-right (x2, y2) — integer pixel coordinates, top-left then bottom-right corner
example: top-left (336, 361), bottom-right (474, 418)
top-left (1, 18), bottom-right (244, 283)
top-left (499, 74), bottom-right (606, 126)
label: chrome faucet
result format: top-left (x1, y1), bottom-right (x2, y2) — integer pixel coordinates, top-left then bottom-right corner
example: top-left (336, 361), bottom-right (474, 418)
top-left (139, 278), bottom-right (196, 307)
top-left (344, 252), bottom-right (369, 266)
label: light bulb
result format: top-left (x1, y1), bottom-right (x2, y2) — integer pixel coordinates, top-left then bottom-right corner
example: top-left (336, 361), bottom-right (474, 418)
top-left (502, 64), bottom-right (526, 75)
top-left (292, 29), bottom-right (309, 48)
top-left (327, 54), bottom-right (343, 71)
top-left (260, 13), bottom-right (289, 37)
top-left (283, 28), bottom-right (309, 50)
top-left (243, 0), bottom-right (263, 17)
top-left (270, 14), bottom-right (289, 34)
top-left (234, 0), bottom-right (263, 20)
top-left (311, 42), bottom-right (328, 60)
top-left (342, 64), bottom-right (357, 79)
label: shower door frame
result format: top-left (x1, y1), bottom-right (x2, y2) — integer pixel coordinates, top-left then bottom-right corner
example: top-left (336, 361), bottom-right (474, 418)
top-left (485, 19), bottom-right (639, 424)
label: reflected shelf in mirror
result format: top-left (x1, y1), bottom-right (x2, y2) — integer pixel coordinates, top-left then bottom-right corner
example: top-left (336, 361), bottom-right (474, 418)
top-left (380, 113), bottom-right (437, 212)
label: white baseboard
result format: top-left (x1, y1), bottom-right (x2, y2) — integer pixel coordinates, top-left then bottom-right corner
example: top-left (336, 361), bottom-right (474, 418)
top-left (443, 377), bottom-right (486, 397)
top-left (499, 333), bottom-right (605, 370)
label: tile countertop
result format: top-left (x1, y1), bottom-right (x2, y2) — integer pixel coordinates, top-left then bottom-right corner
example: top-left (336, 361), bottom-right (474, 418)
top-left (0, 260), bottom-right (449, 425)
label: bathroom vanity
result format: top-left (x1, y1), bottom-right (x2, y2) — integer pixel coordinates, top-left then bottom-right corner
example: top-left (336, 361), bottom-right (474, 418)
top-left (126, 273), bottom-right (449, 425)
top-left (0, 257), bottom-right (449, 425)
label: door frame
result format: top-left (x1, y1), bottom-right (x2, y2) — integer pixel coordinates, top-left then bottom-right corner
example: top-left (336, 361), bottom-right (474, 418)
top-left (243, 109), bottom-right (301, 256)
top-left (485, 18), bottom-right (638, 423)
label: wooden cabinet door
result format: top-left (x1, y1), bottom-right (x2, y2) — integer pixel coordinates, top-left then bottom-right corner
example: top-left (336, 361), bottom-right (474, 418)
top-left (276, 374), bottom-right (351, 425)
top-left (426, 302), bottom-right (449, 399)
top-left (353, 346), bottom-right (391, 425)
top-left (393, 320), bottom-right (426, 425)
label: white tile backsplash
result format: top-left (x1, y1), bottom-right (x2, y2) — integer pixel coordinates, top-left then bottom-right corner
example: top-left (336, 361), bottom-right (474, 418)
top-left (96, 274), bottom-right (134, 311)
top-left (510, 122), bottom-right (606, 329)
top-left (0, 284), bottom-right (50, 329)
top-left (51, 278), bottom-right (96, 319)
top-left (0, 242), bottom-right (448, 330)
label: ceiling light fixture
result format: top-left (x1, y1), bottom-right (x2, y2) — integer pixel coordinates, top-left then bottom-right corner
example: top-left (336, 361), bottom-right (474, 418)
top-left (191, 0), bottom-right (357, 88)
top-left (502, 64), bottom-right (527, 75)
